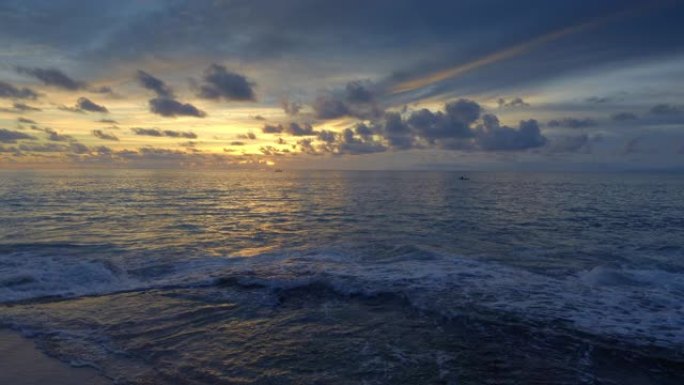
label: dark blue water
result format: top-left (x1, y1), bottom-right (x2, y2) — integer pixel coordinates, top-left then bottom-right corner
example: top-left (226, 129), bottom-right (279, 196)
top-left (1, 170), bottom-right (683, 384)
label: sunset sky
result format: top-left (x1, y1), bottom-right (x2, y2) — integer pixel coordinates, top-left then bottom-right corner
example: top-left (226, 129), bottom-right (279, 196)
top-left (1, 0), bottom-right (683, 170)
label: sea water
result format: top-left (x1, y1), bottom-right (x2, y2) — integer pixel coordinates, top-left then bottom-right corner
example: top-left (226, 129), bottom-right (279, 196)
top-left (1, 169), bottom-right (683, 384)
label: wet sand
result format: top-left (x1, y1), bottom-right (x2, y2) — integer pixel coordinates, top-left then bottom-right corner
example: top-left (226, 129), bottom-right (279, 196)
top-left (0, 330), bottom-right (111, 385)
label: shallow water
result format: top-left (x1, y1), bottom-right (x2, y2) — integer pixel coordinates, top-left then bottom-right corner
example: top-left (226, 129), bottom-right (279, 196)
top-left (1, 169), bottom-right (683, 384)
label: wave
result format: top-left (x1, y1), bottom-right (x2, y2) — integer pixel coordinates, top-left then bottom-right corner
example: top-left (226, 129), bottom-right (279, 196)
top-left (1, 245), bottom-right (683, 350)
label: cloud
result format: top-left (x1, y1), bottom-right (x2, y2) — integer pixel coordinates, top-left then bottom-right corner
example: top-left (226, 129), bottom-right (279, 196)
top-left (497, 97), bottom-right (530, 108)
top-left (299, 128), bottom-right (387, 155)
top-left (611, 112), bottom-right (638, 121)
top-left (131, 127), bottom-right (197, 139)
top-left (197, 64), bottom-right (255, 101)
top-left (650, 104), bottom-right (682, 115)
top-left (334, 128), bottom-right (387, 154)
top-left (76, 97), bottom-right (108, 113)
top-left (623, 136), bottom-right (644, 154)
top-left (92, 130), bottom-right (119, 141)
top-left (14, 67), bottom-right (114, 94)
top-left (27, 126), bottom-right (73, 142)
top-left (0, 102), bottom-right (42, 113)
top-left (17, 117), bottom-right (37, 124)
top-left (136, 71), bottom-right (175, 98)
top-left (0, 81), bottom-right (39, 100)
top-left (57, 105), bottom-right (85, 114)
top-left (474, 116), bottom-right (547, 151)
top-left (16, 66), bottom-right (84, 90)
top-left (285, 122), bottom-right (316, 136)
top-left (237, 132), bottom-right (257, 140)
top-left (261, 123), bottom-right (316, 136)
top-left (0, 128), bottom-right (36, 143)
top-left (162, 130), bottom-right (198, 139)
top-left (313, 94), bottom-right (350, 119)
top-left (313, 81), bottom-right (382, 120)
top-left (136, 70), bottom-right (206, 118)
top-left (148, 98), bottom-right (206, 118)
top-left (97, 119), bottom-right (119, 124)
top-left (407, 99), bottom-right (479, 142)
top-left (546, 117), bottom-right (597, 129)
top-left (230, 141), bottom-right (246, 146)
top-left (281, 99), bottom-right (302, 116)
top-left (547, 133), bottom-right (593, 153)
top-left (44, 128), bottom-right (73, 142)
top-left (262, 124), bottom-right (284, 134)
top-left (345, 81), bottom-right (374, 103)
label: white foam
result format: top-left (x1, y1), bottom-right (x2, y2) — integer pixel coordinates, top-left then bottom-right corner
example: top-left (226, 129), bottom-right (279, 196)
top-left (2, 248), bottom-right (683, 349)
top-left (226, 251), bottom-right (684, 349)
top-left (0, 251), bottom-right (238, 302)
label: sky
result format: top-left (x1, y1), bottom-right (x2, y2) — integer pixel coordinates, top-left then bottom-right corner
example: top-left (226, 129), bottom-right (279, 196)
top-left (1, 0), bottom-right (683, 170)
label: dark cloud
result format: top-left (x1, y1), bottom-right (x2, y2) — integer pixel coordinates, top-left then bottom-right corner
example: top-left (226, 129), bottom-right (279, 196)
top-left (148, 98), bottom-right (206, 118)
top-left (317, 130), bottom-right (336, 143)
top-left (76, 97), bottom-right (109, 113)
top-left (230, 141), bottom-right (246, 146)
top-left (17, 143), bottom-right (67, 153)
top-left (301, 128), bottom-right (387, 155)
top-left (14, 103), bottom-right (41, 112)
top-left (26, 125), bottom-right (74, 142)
top-left (136, 71), bottom-right (175, 99)
top-left (14, 66), bottom-right (113, 94)
top-left (623, 136), bottom-right (644, 154)
top-left (253, 115), bottom-right (267, 121)
top-left (381, 112), bottom-right (414, 149)
top-left (547, 133), bottom-right (593, 153)
top-left (546, 117), bottom-right (597, 129)
top-left (16, 66), bottom-right (85, 90)
top-left (312, 94), bottom-right (350, 119)
top-left (406, 102), bottom-right (476, 142)
top-left (58, 105), bottom-right (85, 114)
top-left (345, 81), bottom-right (374, 104)
top-left (497, 97), bottom-right (530, 108)
top-left (313, 81), bottom-right (382, 120)
top-left (650, 104), bottom-right (682, 115)
top-left (475, 116), bottom-right (547, 151)
top-left (97, 118), bottom-right (119, 124)
top-left (262, 124), bottom-right (284, 134)
top-left (162, 129), bottom-right (198, 139)
top-left (585, 96), bottom-right (611, 104)
top-left (237, 132), bottom-right (257, 140)
top-left (288, 99), bottom-right (548, 155)
top-left (0, 128), bottom-right (36, 143)
top-left (285, 122), bottom-right (316, 136)
top-left (197, 64), bottom-right (255, 101)
top-left (131, 127), bottom-right (197, 139)
top-left (6, 141), bottom-right (91, 155)
top-left (355, 122), bottom-right (374, 140)
top-left (135, 70), bottom-right (205, 118)
top-left (44, 128), bottom-right (73, 142)
top-left (0, 81), bottom-right (39, 100)
top-left (611, 112), bottom-right (638, 121)
top-left (17, 117), bottom-right (37, 124)
top-left (281, 99), bottom-right (302, 116)
top-left (261, 123), bottom-right (316, 137)
top-left (318, 99), bottom-right (548, 153)
top-left (1, 102), bottom-right (42, 113)
top-left (92, 130), bottom-right (119, 141)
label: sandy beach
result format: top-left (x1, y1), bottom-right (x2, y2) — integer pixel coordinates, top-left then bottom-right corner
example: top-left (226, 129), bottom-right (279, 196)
top-left (0, 330), bottom-right (111, 385)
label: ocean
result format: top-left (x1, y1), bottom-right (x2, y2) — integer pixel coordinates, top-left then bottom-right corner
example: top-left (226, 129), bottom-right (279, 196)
top-left (1, 169), bottom-right (683, 384)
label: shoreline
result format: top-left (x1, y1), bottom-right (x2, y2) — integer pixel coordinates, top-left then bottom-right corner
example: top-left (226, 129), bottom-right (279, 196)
top-left (0, 329), bottom-right (111, 385)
